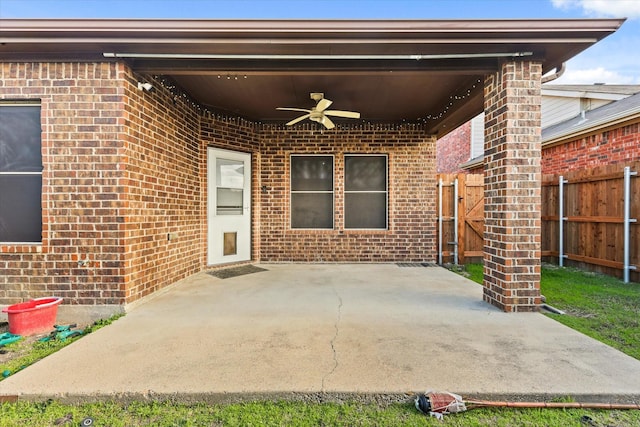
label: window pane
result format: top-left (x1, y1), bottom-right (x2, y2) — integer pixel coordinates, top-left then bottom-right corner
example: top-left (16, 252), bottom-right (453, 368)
top-left (291, 156), bottom-right (333, 191)
top-left (291, 193), bottom-right (333, 229)
top-left (0, 105), bottom-right (42, 172)
top-left (345, 193), bottom-right (387, 229)
top-left (0, 175), bottom-right (42, 242)
top-left (216, 188), bottom-right (243, 215)
top-left (345, 156), bottom-right (386, 191)
top-left (216, 158), bottom-right (244, 189)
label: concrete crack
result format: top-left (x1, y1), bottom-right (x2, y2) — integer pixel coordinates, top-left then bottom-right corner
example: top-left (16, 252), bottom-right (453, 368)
top-left (321, 288), bottom-right (342, 392)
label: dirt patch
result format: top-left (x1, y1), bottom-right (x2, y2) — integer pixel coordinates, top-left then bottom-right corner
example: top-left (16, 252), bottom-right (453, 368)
top-left (564, 309), bottom-right (597, 319)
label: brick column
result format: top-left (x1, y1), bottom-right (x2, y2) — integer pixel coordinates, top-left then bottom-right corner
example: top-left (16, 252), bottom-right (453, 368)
top-left (483, 61), bottom-right (542, 312)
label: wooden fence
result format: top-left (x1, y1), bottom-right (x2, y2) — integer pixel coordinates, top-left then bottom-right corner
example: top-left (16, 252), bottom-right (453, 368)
top-left (438, 162), bottom-right (639, 282)
top-left (542, 161), bottom-right (639, 283)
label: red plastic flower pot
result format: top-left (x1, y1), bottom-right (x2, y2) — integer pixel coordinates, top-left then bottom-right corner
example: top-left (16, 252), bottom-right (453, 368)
top-left (2, 297), bottom-right (63, 336)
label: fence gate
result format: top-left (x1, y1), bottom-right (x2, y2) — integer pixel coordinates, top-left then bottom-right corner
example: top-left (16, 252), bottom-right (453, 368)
top-left (437, 173), bottom-right (484, 265)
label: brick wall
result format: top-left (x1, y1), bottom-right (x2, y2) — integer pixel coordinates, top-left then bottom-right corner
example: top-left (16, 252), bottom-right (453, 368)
top-left (436, 121), bottom-right (471, 173)
top-left (1, 61), bottom-right (440, 310)
top-left (483, 60), bottom-right (542, 312)
top-left (119, 71), bottom-right (203, 304)
top-left (542, 121), bottom-right (640, 174)
top-left (0, 62), bottom-right (127, 307)
top-left (257, 125), bottom-right (437, 262)
top-left (0, 63), bottom-right (206, 309)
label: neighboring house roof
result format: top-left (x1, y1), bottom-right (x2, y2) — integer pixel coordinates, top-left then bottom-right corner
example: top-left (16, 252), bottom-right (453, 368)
top-left (542, 90), bottom-right (640, 146)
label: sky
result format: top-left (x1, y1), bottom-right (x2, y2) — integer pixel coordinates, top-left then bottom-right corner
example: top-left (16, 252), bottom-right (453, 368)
top-left (1, 0), bottom-right (639, 85)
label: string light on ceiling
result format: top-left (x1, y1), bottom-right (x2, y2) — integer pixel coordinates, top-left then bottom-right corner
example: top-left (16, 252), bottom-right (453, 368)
top-left (149, 75), bottom-right (482, 130)
top-left (419, 79), bottom-right (482, 122)
top-left (217, 74), bottom-right (248, 80)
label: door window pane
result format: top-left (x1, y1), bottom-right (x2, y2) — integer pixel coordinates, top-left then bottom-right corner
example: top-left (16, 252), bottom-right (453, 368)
top-left (216, 188), bottom-right (243, 215)
top-left (344, 155), bottom-right (387, 229)
top-left (0, 104), bottom-right (42, 243)
top-left (216, 158), bottom-right (244, 215)
top-left (216, 158), bottom-right (244, 188)
top-left (291, 155), bottom-right (333, 229)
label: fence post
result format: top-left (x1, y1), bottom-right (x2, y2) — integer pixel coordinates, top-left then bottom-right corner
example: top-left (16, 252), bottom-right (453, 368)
top-left (458, 174), bottom-right (466, 265)
top-left (559, 175), bottom-right (568, 267)
top-left (623, 166), bottom-right (638, 283)
top-left (453, 177), bottom-right (459, 265)
top-left (438, 177), bottom-right (443, 265)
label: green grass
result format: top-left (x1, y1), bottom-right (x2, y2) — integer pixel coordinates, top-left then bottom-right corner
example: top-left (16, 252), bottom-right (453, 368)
top-left (540, 265), bottom-right (640, 361)
top-left (0, 400), bottom-right (639, 427)
top-left (457, 263), bottom-right (640, 361)
top-left (461, 262), bottom-right (484, 284)
top-left (0, 313), bottom-right (124, 380)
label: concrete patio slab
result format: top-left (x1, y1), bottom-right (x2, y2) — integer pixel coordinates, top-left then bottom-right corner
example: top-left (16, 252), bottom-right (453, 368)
top-left (1, 264), bottom-right (639, 404)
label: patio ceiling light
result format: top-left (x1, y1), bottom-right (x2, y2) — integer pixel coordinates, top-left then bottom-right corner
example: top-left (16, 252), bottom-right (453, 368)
top-left (104, 52), bottom-right (533, 60)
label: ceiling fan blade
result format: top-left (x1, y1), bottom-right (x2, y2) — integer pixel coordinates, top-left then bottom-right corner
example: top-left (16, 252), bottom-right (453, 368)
top-left (316, 98), bottom-right (333, 112)
top-left (286, 114), bottom-right (311, 126)
top-left (320, 115), bottom-right (336, 129)
top-left (277, 107), bottom-right (312, 113)
top-left (324, 110), bottom-right (361, 119)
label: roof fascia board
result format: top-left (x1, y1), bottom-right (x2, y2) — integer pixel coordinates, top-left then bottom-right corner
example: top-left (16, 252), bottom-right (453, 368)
top-left (0, 18), bottom-right (625, 39)
top-left (0, 17), bottom-right (626, 30)
top-left (541, 89), bottom-right (630, 101)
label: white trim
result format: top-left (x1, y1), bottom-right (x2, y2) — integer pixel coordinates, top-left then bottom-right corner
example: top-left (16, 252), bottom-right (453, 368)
top-left (541, 89), bottom-right (630, 101)
top-left (0, 100), bottom-right (41, 106)
top-left (0, 171), bottom-right (42, 175)
top-left (105, 52), bottom-right (534, 61)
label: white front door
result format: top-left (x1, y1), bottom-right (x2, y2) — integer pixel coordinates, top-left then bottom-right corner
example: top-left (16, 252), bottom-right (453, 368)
top-left (207, 148), bottom-right (251, 265)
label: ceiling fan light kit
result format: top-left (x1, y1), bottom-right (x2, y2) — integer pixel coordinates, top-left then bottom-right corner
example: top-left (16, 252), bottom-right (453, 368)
top-left (277, 92), bottom-right (361, 129)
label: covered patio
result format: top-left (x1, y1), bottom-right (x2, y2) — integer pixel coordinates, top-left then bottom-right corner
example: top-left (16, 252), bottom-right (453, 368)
top-left (0, 18), bottom-right (625, 314)
top-left (2, 264), bottom-right (640, 402)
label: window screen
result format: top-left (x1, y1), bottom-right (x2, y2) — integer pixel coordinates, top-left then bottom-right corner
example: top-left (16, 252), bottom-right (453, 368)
top-left (344, 155), bottom-right (387, 229)
top-left (291, 155), bottom-right (333, 229)
top-left (0, 104), bottom-right (42, 242)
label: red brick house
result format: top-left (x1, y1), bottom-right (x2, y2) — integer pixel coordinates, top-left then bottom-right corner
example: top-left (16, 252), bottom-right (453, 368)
top-left (0, 19), bottom-right (623, 316)
top-left (438, 85), bottom-right (640, 175)
top-left (541, 90), bottom-right (640, 174)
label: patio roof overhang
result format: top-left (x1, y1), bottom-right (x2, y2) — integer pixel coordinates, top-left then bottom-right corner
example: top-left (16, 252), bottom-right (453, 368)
top-left (0, 18), bottom-right (625, 136)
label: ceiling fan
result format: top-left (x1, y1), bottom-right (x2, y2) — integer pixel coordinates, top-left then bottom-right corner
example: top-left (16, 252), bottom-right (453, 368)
top-left (277, 93), bottom-right (361, 129)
